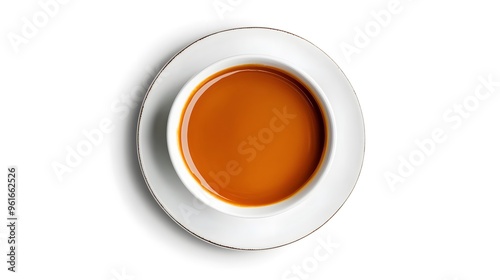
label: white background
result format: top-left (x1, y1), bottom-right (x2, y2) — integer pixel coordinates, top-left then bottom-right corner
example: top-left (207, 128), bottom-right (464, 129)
top-left (1, 0), bottom-right (500, 279)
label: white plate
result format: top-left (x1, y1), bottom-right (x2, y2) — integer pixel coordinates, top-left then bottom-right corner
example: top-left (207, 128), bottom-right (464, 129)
top-left (137, 27), bottom-right (365, 250)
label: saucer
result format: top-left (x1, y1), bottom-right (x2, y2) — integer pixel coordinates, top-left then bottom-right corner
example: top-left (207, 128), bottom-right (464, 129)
top-left (137, 27), bottom-right (365, 250)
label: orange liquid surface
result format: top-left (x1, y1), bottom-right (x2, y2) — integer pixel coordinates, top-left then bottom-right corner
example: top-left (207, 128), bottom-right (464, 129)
top-left (180, 65), bottom-right (326, 206)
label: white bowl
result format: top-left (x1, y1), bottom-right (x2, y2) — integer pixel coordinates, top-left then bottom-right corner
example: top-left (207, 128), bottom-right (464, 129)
top-left (167, 54), bottom-right (335, 218)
